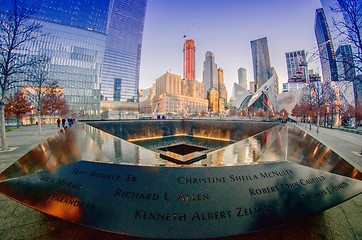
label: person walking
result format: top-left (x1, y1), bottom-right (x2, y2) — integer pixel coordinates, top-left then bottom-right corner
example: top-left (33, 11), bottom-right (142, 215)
top-left (61, 118), bottom-right (66, 128)
top-left (67, 117), bottom-right (72, 127)
top-left (56, 118), bottom-right (61, 128)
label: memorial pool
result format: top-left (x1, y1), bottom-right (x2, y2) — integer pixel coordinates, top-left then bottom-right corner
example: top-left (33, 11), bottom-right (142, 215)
top-left (0, 120), bottom-right (361, 239)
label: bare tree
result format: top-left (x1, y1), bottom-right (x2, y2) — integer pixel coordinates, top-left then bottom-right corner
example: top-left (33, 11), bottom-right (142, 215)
top-left (301, 83), bottom-right (317, 130)
top-left (324, 82), bottom-right (342, 128)
top-left (314, 82), bottom-right (328, 133)
top-left (0, 0), bottom-right (42, 150)
top-left (26, 56), bottom-right (53, 134)
top-left (341, 98), bottom-right (356, 126)
top-left (330, 0), bottom-right (362, 126)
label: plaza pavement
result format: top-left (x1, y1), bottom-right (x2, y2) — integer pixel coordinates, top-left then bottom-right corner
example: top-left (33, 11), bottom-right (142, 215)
top-left (0, 123), bottom-right (361, 240)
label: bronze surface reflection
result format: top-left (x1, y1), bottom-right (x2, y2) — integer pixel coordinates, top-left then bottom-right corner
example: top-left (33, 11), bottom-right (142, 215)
top-left (0, 127), bottom-right (106, 180)
top-left (0, 120), bottom-right (361, 239)
top-left (286, 125), bottom-right (362, 180)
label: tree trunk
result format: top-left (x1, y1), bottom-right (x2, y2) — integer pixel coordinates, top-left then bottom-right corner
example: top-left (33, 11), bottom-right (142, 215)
top-left (353, 77), bottom-right (359, 129)
top-left (16, 114), bottom-right (20, 128)
top-left (38, 112), bottom-right (42, 134)
top-left (317, 110), bottom-right (320, 134)
top-left (0, 105), bottom-right (8, 150)
top-left (330, 108), bottom-right (334, 128)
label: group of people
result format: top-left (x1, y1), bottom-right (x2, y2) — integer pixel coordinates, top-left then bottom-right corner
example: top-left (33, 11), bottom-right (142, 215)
top-left (56, 117), bottom-right (75, 128)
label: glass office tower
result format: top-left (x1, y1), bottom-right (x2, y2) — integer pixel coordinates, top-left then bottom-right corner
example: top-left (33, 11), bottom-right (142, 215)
top-left (285, 50), bottom-right (307, 82)
top-left (314, 8), bottom-right (339, 82)
top-left (0, 0), bottom-right (147, 114)
top-left (203, 51), bottom-right (218, 98)
top-left (237, 67), bottom-right (248, 90)
top-left (35, 21), bottom-right (106, 115)
top-left (101, 0), bottom-right (147, 102)
top-left (250, 37), bottom-right (273, 91)
top-left (336, 45), bottom-right (356, 81)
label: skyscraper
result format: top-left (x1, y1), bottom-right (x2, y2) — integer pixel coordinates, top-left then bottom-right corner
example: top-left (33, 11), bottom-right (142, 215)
top-left (203, 51), bottom-right (218, 98)
top-left (237, 67), bottom-right (248, 89)
top-left (0, 0), bottom-right (147, 114)
top-left (218, 68), bottom-right (227, 112)
top-left (320, 0), bottom-right (351, 47)
top-left (183, 39), bottom-right (196, 80)
top-left (250, 37), bottom-right (273, 91)
top-left (218, 68), bottom-right (225, 86)
top-left (314, 8), bottom-right (338, 82)
top-left (336, 45), bottom-right (356, 81)
top-left (320, 0), bottom-right (362, 115)
top-left (285, 50), bottom-right (306, 82)
top-left (336, 44), bottom-right (357, 104)
top-left (101, 0), bottom-right (147, 102)
top-left (249, 82), bottom-right (255, 93)
top-left (321, 0), bottom-right (362, 62)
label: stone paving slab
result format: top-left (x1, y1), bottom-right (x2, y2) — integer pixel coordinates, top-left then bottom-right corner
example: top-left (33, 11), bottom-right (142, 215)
top-left (0, 123), bottom-right (361, 240)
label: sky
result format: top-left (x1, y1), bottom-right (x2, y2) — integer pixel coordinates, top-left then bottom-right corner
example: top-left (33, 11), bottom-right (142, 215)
top-left (139, 0), bottom-right (323, 95)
